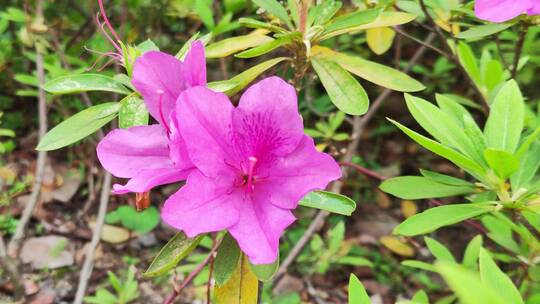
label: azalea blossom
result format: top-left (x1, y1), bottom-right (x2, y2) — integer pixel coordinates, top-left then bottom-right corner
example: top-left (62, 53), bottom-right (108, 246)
top-left (96, 41), bottom-right (205, 194)
top-left (475, 0), bottom-right (540, 22)
top-left (161, 77), bottom-right (342, 264)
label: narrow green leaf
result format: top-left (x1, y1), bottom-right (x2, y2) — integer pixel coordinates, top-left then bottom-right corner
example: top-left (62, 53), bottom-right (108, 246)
top-left (511, 138), bottom-right (540, 189)
top-left (479, 249), bottom-right (524, 304)
top-left (405, 94), bottom-right (483, 164)
top-left (484, 148), bottom-right (519, 180)
top-left (348, 274), bottom-right (371, 304)
top-left (388, 119), bottom-right (486, 179)
top-left (420, 169), bottom-right (475, 187)
top-left (484, 80), bottom-right (524, 153)
top-left (235, 33), bottom-right (296, 58)
top-left (323, 8), bottom-right (380, 35)
top-left (194, 0), bottom-right (215, 29)
top-left (252, 0), bottom-right (293, 29)
top-left (311, 57), bottom-right (369, 115)
top-left (214, 233), bottom-right (241, 286)
top-left (401, 260), bottom-right (437, 272)
top-left (36, 102), bottom-right (120, 151)
top-left (208, 57), bottom-right (288, 96)
top-left (424, 237), bottom-right (455, 262)
top-left (394, 204), bottom-right (495, 236)
top-left (205, 32), bottom-right (273, 58)
top-left (319, 11), bottom-right (416, 40)
top-left (144, 233), bottom-right (203, 277)
top-left (299, 191), bottom-right (356, 216)
top-left (312, 46), bottom-right (424, 92)
top-left (411, 290), bottom-right (429, 304)
top-left (457, 42), bottom-right (481, 87)
top-left (381, 176), bottom-right (476, 199)
top-left (436, 262), bottom-right (506, 304)
top-left (238, 17), bottom-right (287, 34)
top-left (462, 235), bottom-right (483, 269)
top-left (456, 22), bottom-right (514, 40)
top-left (119, 96), bottom-right (149, 129)
top-left (43, 74), bottom-right (130, 95)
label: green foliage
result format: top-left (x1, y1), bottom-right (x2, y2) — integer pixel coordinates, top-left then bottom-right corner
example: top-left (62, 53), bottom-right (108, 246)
top-left (84, 266), bottom-right (139, 304)
top-left (105, 205), bottom-right (160, 234)
top-left (144, 233), bottom-right (203, 277)
top-left (299, 190), bottom-right (356, 216)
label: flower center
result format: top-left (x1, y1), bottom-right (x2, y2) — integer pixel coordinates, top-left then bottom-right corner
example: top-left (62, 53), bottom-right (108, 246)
top-left (156, 89), bottom-right (171, 136)
top-left (245, 156), bottom-right (258, 192)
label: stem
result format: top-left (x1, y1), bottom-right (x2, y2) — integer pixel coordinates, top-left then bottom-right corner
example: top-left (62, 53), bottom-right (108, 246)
top-left (512, 24), bottom-right (528, 79)
top-left (163, 236), bottom-right (221, 304)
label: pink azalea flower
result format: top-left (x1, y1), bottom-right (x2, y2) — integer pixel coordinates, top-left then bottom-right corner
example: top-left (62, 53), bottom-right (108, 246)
top-left (475, 0), bottom-right (540, 22)
top-left (161, 77), bottom-right (342, 264)
top-left (96, 41), bottom-right (205, 194)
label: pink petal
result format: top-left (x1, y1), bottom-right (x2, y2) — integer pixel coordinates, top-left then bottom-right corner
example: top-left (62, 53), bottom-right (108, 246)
top-left (176, 87), bottom-right (237, 177)
top-left (229, 197), bottom-right (295, 265)
top-left (528, 2), bottom-right (540, 14)
top-left (132, 51), bottom-right (186, 125)
top-left (97, 125), bottom-right (172, 178)
top-left (232, 77), bottom-right (304, 160)
top-left (475, 0), bottom-right (532, 22)
top-left (112, 167), bottom-right (192, 194)
top-left (168, 110), bottom-right (195, 170)
top-left (255, 136), bottom-right (342, 209)
top-left (161, 170), bottom-right (241, 237)
top-left (182, 40), bottom-right (207, 87)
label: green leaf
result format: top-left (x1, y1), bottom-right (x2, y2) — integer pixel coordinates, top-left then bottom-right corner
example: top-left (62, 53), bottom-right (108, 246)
top-left (119, 96), bottom-right (149, 129)
top-left (511, 138), bottom-right (540, 189)
top-left (456, 23), bottom-right (514, 40)
top-left (484, 80), bottom-right (524, 153)
top-left (36, 102), bottom-right (120, 151)
top-left (411, 290), bottom-right (429, 304)
top-left (144, 233), bottom-right (203, 277)
top-left (388, 119), bottom-right (486, 179)
top-left (462, 235), bottom-right (483, 269)
top-left (479, 249), bottom-right (524, 304)
top-left (336, 256), bottom-right (373, 267)
top-left (43, 74), bottom-right (130, 95)
top-left (424, 237), bottom-right (455, 262)
top-left (238, 17), bottom-right (287, 34)
top-left (311, 57), bottom-right (369, 115)
top-left (348, 274), bottom-right (371, 304)
top-left (420, 169), bottom-right (475, 187)
top-left (214, 233), bottom-right (241, 286)
top-left (324, 8), bottom-right (380, 35)
top-left (299, 191), bottom-right (356, 216)
top-left (319, 11), bottom-right (416, 40)
top-left (394, 204), bottom-right (495, 236)
top-left (249, 254), bottom-right (279, 282)
top-left (105, 205), bottom-right (159, 234)
top-left (401, 260), bottom-right (437, 272)
top-left (436, 262), bottom-right (506, 304)
top-left (137, 39), bottom-right (159, 53)
top-left (405, 94), bottom-right (483, 164)
top-left (215, 254), bottom-right (259, 304)
top-left (208, 57), bottom-right (288, 96)
top-left (205, 32), bottom-right (273, 58)
top-left (484, 148), bottom-right (519, 180)
top-left (457, 42), bottom-right (481, 87)
top-left (311, 46), bottom-right (424, 92)
top-left (194, 0), bottom-right (215, 29)
top-left (251, 0), bottom-right (293, 29)
top-left (380, 176), bottom-right (476, 199)
top-left (235, 33), bottom-right (296, 58)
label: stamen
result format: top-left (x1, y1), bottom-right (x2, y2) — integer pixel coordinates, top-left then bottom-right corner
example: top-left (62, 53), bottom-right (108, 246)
top-left (157, 89), bottom-right (171, 136)
top-left (98, 0), bottom-right (122, 44)
top-left (246, 156), bottom-right (258, 192)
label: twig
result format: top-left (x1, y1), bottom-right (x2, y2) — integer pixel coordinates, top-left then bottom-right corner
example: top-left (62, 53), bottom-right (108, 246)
top-left (393, 26), bottom-right (449, 57)
top-left (163, 236), bottom-right (222, 304)
top-left (73, 172), bottom-right (112, 304)
top-left (274, 33), bottom-right (436, 283)
top-left (512, 24), bottom-right (529, 79)
top-left (339, 162), bottom-right (386, 181)
top-left (0, 236), bottom-right (23, 299)
top-left (7, 0), bottom-right (48, 258)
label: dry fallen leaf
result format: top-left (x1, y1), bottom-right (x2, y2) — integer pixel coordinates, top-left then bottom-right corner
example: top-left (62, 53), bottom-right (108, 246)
top-left (89, 221), bottom-right (131, 244)
top-left (379, 236), bottom-right (415, 257)
top-left (401, 200), bottom-right (418, 218)
top-left (20, 235), bottom-right (74, 269)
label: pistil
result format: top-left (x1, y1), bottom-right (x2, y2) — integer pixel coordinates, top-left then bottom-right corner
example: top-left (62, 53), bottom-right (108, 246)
top-left (246, 156), bottom-right (258, 192)
top-left (157, 89), bottom-right (171, 136)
